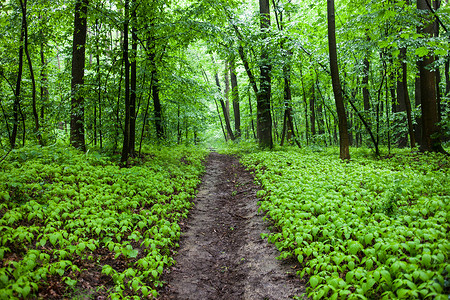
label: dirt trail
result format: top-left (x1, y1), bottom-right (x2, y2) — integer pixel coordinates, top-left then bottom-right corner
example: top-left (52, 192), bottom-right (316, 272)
top-left (158, 152), bottom-right (305, 300)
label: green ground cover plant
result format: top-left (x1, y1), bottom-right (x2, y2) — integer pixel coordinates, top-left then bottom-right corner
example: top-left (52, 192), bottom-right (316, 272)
top-left (241, 148), bottom-right (449, 300)
top-left (0, 144), bottom-right (208, 299)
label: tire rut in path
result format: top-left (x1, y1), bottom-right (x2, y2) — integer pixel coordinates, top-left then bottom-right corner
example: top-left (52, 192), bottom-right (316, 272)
top-left (158, 152), bottom-right (305, 300)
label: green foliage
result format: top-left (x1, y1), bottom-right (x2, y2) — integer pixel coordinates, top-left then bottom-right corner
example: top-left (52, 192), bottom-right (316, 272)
top-left (241, 148), bottom-right (449, 299)
top-left (0, 144), bottom-right (208, 299)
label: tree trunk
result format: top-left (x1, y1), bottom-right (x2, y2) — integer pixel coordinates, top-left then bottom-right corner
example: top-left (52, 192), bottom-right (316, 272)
top-left (327, 0), bottom-right (350, 159)
top-left (20, 0), bottom-right (41, 145)
top-left (39, 39), bottom-right (48, 121)
top-left (362, 57), bottom-right (371, 111)
top-left (230, 60), bottom-right (241, 137)
top-left (310, 83), bottom-right (316, 136)
top-left (39, 16), bottom-right (48, 142)
top-left (215, 98), bottom-right (227, 141)
top-left (417, 0), bottom-right (445, 153)
top-left (215, 71), bottom-right (235, 141)
top-left (121, 0), bottom-right (130, 164)
top-left (257, 0), bottom-right (273, 148)
top-left (95, 19), bottom-right (102, 148)
top-left (397, 47), bottom-right (415, 148)
top-left (224, 62), bottom-right (230, 119)
top-left (415, 76), bottom-right (422, 146)
top-left (434, 0), bottom-right (442, 123)
top-left (248, 91), bottom-right (257, 140)
top-left (11, 1), bottom-right (26, 149)
top-left (70, 0), bottom-right (88, 151)
top-left (445, 56), bottom-right (449, 96)
top-left (129, 3), bottom-right (137, 155)
top-left (152, 69), bottom-right (164, 141)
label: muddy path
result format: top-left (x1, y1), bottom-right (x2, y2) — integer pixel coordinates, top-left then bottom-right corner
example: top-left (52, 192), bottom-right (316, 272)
top-left (158, 152), bottom-right (305, 300)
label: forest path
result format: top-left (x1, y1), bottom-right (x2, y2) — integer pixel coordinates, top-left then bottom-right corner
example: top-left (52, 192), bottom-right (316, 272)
top-left (158, 152), bottom-right (305, 300)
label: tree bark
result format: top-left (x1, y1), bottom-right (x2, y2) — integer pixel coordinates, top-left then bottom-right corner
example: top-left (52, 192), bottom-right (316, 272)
top-left (230, 61), bottom-right (241, 137)
top-left (70, 0), bottom-right (88, 151)
top-left (257, 0), bottom-right (273, 148)
top-left (417, 0), bottom-right (445, 153)
top-left (327, 0), bottom-right (350, 159)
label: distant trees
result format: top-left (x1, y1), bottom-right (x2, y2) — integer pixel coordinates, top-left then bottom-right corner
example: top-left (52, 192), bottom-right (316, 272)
top-left (0, 0), bottom-right (448, 159)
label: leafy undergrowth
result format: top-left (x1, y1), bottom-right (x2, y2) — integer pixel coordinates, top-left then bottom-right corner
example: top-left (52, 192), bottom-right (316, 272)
top-left (241, 148), bottom-right (449, 300)
top-left (0, 144), bottom-right (208, 299)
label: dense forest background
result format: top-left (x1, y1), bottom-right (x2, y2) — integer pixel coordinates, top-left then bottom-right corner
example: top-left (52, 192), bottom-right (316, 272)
top-left (0, 0), bottom-right (449, 161)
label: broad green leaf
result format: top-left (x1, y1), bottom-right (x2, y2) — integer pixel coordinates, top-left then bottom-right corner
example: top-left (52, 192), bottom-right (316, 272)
top-left (309, 276), bottom-right (320, 288)
top-left (415, 47), bottom-right (429, 57)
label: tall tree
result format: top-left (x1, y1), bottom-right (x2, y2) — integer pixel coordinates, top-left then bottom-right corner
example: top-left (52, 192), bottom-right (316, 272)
top-left (257, 0), bottom-right (273, 148)
top-left (417, 0), bottom-right (445, 153)
top-left (70, 0), bottom-right (89, 151)
top-left (327, 0), bottom-right (350, 159)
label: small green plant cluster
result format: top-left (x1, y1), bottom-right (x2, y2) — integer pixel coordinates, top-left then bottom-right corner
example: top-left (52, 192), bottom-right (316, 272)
top-left (0, 144), bottom-right (208, 299)
top-left (242, 149), bottom-right (449, 300)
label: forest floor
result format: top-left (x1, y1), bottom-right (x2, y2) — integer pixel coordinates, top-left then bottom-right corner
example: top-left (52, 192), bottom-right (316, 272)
top-left (158, 152), bottom-right (306, 300)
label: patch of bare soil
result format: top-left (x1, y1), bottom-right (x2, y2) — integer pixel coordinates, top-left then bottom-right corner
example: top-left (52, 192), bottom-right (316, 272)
top-left (158, 152), bottom-right (305, 300)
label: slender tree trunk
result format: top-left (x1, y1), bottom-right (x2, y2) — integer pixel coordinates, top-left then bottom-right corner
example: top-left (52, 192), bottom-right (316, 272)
top-left (139, 87), bottom-right (152, 156)
top-left (152, 69), bottom-right (164, 141)
top-left (129, 3), bottom-right (137, 154)
top-left (397, 47), bottom-right (415, 148)
top-left (415, 75), bottom-right (422, 146)
top-left (316, 80), bottom-right (325, 136)
top-left (215, 71), bottom-right (235, 140)
top-left (224, 62), bottom-right (230, 118)
top-left (39, 15), bottom-right (48, 139)
top-left (40, 41), bottom-right (48, 121)
top-left (434, 0), bottom-right (442, 122)
top-left (95, 19), bottom-right (101, 147)
top-left (257, 0), bottom-right (273, 148)
top-left (445, 56), bottom-right (449, 96)
top-left (327, 0), bottom-right (350, 159)
top-left (20, 0), bottom-right (41, 146)
top-left (215, 98), bottom-right (227, 141)
top-left (248, 91), bottom-right (257, 140)
top-left (114, 62), bottom-right (124, 151)
top-left (310, 84), bottom-right (316, 136)
top-left (362, 57), bottom-right (371, 111)
top-left (230, 60), bottom-right (241, 137)
top-left (417, 0), bottom-right (445, 153)
top-left (281, 69), bottom-right (293, 145)
top-left (300, 68), bottom-right (309, 145)
top-left (70, 0), bottom-right (89, 151)
top-left (121, 0), bottom-right (130, 164)
top-left (11, 1), bottom-right (26, 149)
